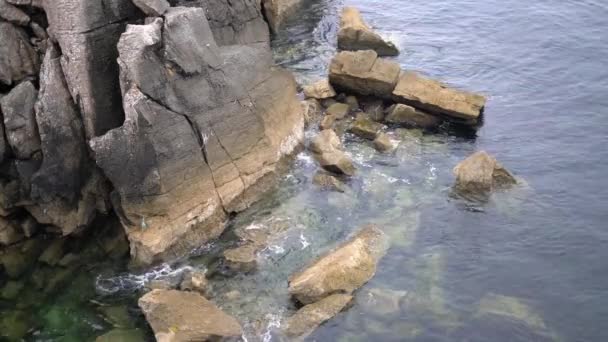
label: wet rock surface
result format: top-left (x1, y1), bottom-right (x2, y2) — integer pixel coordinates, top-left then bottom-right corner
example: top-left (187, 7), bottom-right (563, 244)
top-left (303, 79), bottom-right (336, 100)
top-left (310, 129), bottom-right (356, 176)
top-left (338, 7), bottom-right (399, 56)
top-left (453, 151), bottom-right (517, 197)
top-left (285, 293), bottom-right (353, 339)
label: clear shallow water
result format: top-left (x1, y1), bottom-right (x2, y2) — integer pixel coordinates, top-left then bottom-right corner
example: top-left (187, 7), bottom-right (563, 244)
top-left (2, 0), bottom-right (608, 341)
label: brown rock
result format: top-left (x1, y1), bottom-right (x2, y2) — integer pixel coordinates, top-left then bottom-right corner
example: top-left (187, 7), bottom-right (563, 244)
top-left (180, 270), bottom-right (208, 294)
top-left (312, 170), bottom-right (347, 193)
top-left (138, 290), bottom-right (242, 341)
top-left (392, 71), bottom-right (487, 124)
top-left (329, 50), bottom-right (400, 98)
top-left (326, 102), bottom-right (350, 120)
top-left (361, 98), bottom-right (385, 121)
top-left (284, 293), bottom-right (353, 339)
top-left (316, 151), bottom-right (356, 176)
top-left (289, 225), bottom-right (387, 304)
top-left (349, 117), bottom-right (383, 140)
top-left (223, 244), bottom-right (258, 272)
top-left (453, 151), bottom-right (517, 195)
top-left (310, 129), bottom-right (342, 154)
top-left (302, 98), bottom-right (322, 125)
top-left (373, 133), bottom-right (394, 152)
top-left (263, 0), bottom-right (302, 33)
top-left (337, 7), bottom-right (398, 56)
top-left (385, 103), bottom-right (442, 128)
top-left (303, 79), bottom-right (336, 100)
top-left (319, 115), bottom-right (336, 130)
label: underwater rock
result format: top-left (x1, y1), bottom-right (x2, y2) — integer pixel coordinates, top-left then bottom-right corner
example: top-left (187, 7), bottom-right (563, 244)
top-left (476, 293), bottom-right (548, 331)
top-left (453, 151), bottom-right (517, 196)
top-left (338, 7), bottom-right (399, 56)
top-left (138, 289), bottom-right (243, 341)
top-left (361, 98), bottom-right (385, 122)
top-left (96, 328), bottom-right (146, 342)
top-left (303, 79), bottom-right (336, 100)
top-left (99, 305), bottom-right (135, 329)
top-left (289, 225), bottom-right (387, 305)
top-left (310, 129), bottom-right (356, 176)
top-left (329, 50), bottom-right (401, 99)
top-left (131, 0), bottom-right (169, 16)
top-left (385, 103), bottom-right (442, 128)
top-left (392, 71), bottom-right (486, 125)
top-left (0, 310), bottom-right (30, 340)
top-left (38, 238), bottom-right (66, 266)
top-left (302, 98), bottom-right (322, 125)
top-left (1, 280), bottom-right (24, 300)
top-left (284, 293), bottom-right (353, 339)
top-left (349, 116), bottom-right (383, 140)
top-left (180, 270), bottom-right (208, 294)
top-left (312, 170), bottom-right (347, 193)
top-left (0, 237), bottom-right (45, 278)
top-left (326, 102), bottom-right (350, 120)
top-left (373, 132), bottom-right (395, 152)
top-left (0, 217), bottom-right (23, 245)
top-left (358, 287), bottom-right (407, 317)
top-left (223, 244), bottom-right (258, 272)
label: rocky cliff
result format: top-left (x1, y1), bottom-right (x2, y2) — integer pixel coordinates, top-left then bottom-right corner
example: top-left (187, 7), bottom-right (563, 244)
top-left (0, 0), bottom-right (304, 265)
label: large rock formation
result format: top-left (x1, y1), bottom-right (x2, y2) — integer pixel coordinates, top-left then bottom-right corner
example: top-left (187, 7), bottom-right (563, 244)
top-left (90, 7), bottom-right (303, 264)
top-left (338, 7), bottom-right (399, 56)
top-left (139, 289), bottom-right (243, 341)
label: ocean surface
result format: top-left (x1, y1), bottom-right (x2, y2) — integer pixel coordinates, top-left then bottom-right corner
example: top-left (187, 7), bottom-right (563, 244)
top-left (2, 0), bottom-right (607, 341)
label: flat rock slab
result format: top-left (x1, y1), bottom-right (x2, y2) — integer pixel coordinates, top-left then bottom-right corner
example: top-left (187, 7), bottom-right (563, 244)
top-left (385, 103), bottom-right (442, 128)
top-left (329, 50), bottom-right (401, 98)
top-left (338, 6), bottom-right (398, 56)
top-left (284, 293), bottom-right (353, 339)
top-left (289, 225), bottom-right (387, 304)
top-left (138, 289), bottom-right (242, 341)
top-left (392, 71), bottom-right (487, 124)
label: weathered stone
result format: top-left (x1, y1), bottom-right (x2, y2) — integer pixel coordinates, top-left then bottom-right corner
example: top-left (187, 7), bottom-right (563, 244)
top-left (320, 98), bottom-right (338, 108)
top-left (345, 95), bottom-right (360, 111)
top-left (453, 151), bottom-right (517, 195)
top-left (392, 71), bottom-right (487, 124)
top-left (1, 81), bottom-right (40, 159)
top-left (349, 117), bottom-right (383, 140)
top-left (361, 98), bottom-right (385, 121)
top-left (284, 293), bottom-right (353, 339)
top-left (326, 102), bottom-right (350, 120)
top-left (38, 238), bottom-right (66, 266)
top-left (0, 0), bottom-right (30, 25)
top-left (373, 133), bottom-right (394, 152)
top-left (0, 217), bottom-right (23, 245)
top-left (319, 115), bottom-right (336, 130)
top-left (301, 98), bottom-right (322, 125)
top-left (223, 243), bottom-right (258, 272)
top-left (0, 21), bottom-right (39, 85)
top-left (132, 0), bottom-right (169, 16)
top-left (289, 225), bottom-right (387, 304)
top-left (310, 129), bottom-right (341, 154)
top-left (303, 79), bottom-right (336, 100)
top-left (329, 50), bottom-right (400, 98)
top-left (358, 287), bottom-right (407, 316)
top-left (385, 103), bottom-right (442, 128)
top-left (138, 290), bottom-right (243, 341)
top-left (312, 170), bottom-right (347, 193)
top-left (310, 130), bottom-right (355, 176)
top-left (180, 270), bottom-right (208, 294)
top-left (99, 305), bottom-right (135, 328)
top-left (338, 7), bottom-right (398, 56)
top-left (96, 328), bottom-right (146, 342)
top-left (263, 0), bottom-right (301, 33)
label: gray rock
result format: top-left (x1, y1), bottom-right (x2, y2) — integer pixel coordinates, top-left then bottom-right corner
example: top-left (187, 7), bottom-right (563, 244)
top-left (131, 0), bottom-right (169, 16)
top-left (338, 7), bottom-right (398, 56)
top-left (329, 50), bottom-right (400, 98)
top-left (0, 21), bottom-right (38, 85)
top-left (284, 293), bottom-right (353, 339)
top-left (0, 0), bottom-right (30, 25)
top-left (385, 103), bottom-right (442, 128)
top-left (319, 114), bottom-right (336, 130)
top-left (0, 217), bottom-right (23, 245)
top-left (138, 290), bottom-right (243, 341)
top-left (0, 81), bottom-right (40, 159)
top-left (453, 151), bottom-right (517, 196)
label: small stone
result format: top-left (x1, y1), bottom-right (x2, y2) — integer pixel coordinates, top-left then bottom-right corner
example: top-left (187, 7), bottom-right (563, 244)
top-left (345, 95), bottom-right (360, 111)
top-left (312, 170), bottom-right (347, 193)
top-left (385, 103), bottom-right (442, 128)
top-left (373, 133), bottom-right (395, 152)
top-left (326, 103), bottom-right (350, 119)
top-left (223, 290), bottom-right (241, 301)
top-left (99, 305), bottom-right (134, 329)
top-left (319, 115), bottom-right (336, 130)
top-left (349, 117), bottom-right (383, 140)
top-left (284, 293), bottom-right (353, 339)
top-left (38, 238), bottom-right (66, 266)
top-left (338, 7), bottom-right (399, 56)
top-left (316, 150), bottom-right (356, 176)
top-left (310, 129), bottom-right (342, 154)
top-left (303, 79), bottom-right (336, 99)
top-left (180, 270), bottom-right (208, 295)
top-left (20, 216), bottom-right (39, 238)
top-left (223, 244), bottom-right (258, 272)
top-left (361, 99), bottom-right (385, 122)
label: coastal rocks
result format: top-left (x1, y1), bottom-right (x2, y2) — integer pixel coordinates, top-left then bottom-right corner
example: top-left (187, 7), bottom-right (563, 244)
top-left (0, 21), bottom-right (39, 85)
top-left (373, 133), bottom-right (395, 152)
top-left (326, 102), bottom-right (350, 119)
top-left (180, 270), bottom-right (208, 294)
top-left (312, 170), bottom-right (347, 193)
top-left (131, 0), bottom-right (169, 16)
top-left (392, 71), bottom-right (487, 124)
top-left (329, 50), bottom-right (401, 98)
top-left (288, 224), bottom-right (387, 305)
top-left (0, 217), bottom-right (23, 245)
top-left (263, 0), bottom-right (301, 33)
top-left (453, 151), bottom-right (517, 196)
top-left (319, 114), bottom-right (336, 130)
top-left (303, 79), bottom-right (336, 100)
top-left (301, 99), bottom-right (322, 125)
top-left (138, 289), bottom-right (243, 341)
top-left (349, 116), bottom-right (383, 140)
top-left (284, 293), bottom-right (353, 339)
top-left (90, 7), bottom-right (303, 264)
top-left (0, 81), bottom-right (40, 159)
top-left (96, 328), bottom-right (146, 342)
top-left (310, 129), bottom-right (356, 176)
top-left (223, 244), bottom-right (258, 272)
top-left (385, 103), bottom-right (442, 128)
top-left (338, 7), bottom-right (399, 56)
top-left (0, 0), bottom-right (31, 26)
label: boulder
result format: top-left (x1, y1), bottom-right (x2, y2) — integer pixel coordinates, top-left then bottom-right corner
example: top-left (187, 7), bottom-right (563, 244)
top-left (310, 130), bottom-right (355, 176)
top-left (453, 151), bottom-right (517, 195)
top-left (284, 293), bottom-right (353, 339)
top-left (0, 80), bottom-right (40, 159)
top-left (385, 103), bottom-right (442, 128)
top-left (0, 21), bottom-right (39, 85)
top-left (131, 0), bottom-right (169, 16)
top-left (320, 98), bottom-right (338, 108)
top-left (373, 133), bottom-right (394, 152)
top-left (303, 79), bottom-right (336, 100)
top-left (312, 170), bottom-right (347, 193)
top-left (289, 225), bottom-right (387, 304)
top-left (310, 129), bottom-right (342, 154)
top-left (349, 116), bottom-right (383, 140)
top-left (329, 50), bottom-right (400, 98)
top-left (138, 290), bottom-right (243, 341)
top-left (392, 71), bottom-right (487, 124)
top-left (90, 8), bottom-right (303, 264)
top-left (262, 0), bottom-right (301, 33)
top-left (326, 102), bottom-right (350, 119)
top-left (345, 95), bottom-right (359, 111)
top-left (319, 115), bottom-right (336, 130)
top-left (0, 0), bottom-right (30, 25)
top-left (337, 7), bottom-right (398, 56)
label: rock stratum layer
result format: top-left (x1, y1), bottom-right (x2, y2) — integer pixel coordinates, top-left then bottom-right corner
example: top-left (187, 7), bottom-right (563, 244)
top-left (0, 0), bottom-right (303, 266)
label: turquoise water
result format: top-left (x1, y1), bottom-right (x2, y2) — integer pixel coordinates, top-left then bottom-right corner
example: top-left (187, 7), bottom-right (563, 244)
top-left (2, 0), bottom-right (608, 341)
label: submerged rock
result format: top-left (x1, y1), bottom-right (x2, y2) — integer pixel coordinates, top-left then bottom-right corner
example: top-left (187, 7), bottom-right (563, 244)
top-left (284, 293), bottom-right (353, 339)
top-left (139, 290), bottom-right (243, 341)
top-left (303, 79), bottom-right (336, 100)
top-left (329, 50), bottom-right (401, 98)
top-left (349, 116), bottom-right (383, 140)
top-left (338, 7), bottom-right (398, 56)
top-left (361, 98), bottom-right (386, 122)
top-left (0, 217), bottom-right (23, 246)
top-left (289, 225), bottom-right (387, 305)
top-left (310, 129), bottom-right (356, 176)
top-left (373, 132), bottom-right (395, 152)
top-left (385, 103), bottom-right (442, 129)
top-left (358, 287), bottom-right (407, 317)
top-left (392, 71), bottom-right (487, 125)
top-left (319, 114), bottom-right (336, 130)
top-left (326, 102), bottom-right (350, 120)
top-left (312, 170), bottom-right (347, 193)
top-left (453, 151), bottom-right (517, 196)
top-left (223, 244), bottom-right (258, 272)
top-left (476, 293), bottom-right (548, 332)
